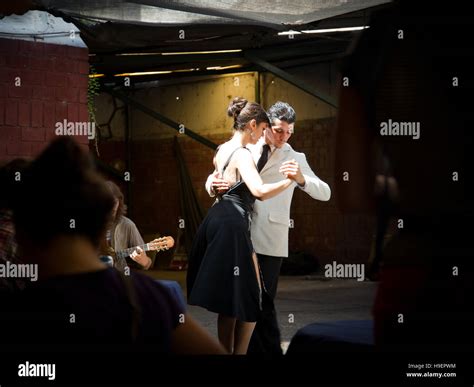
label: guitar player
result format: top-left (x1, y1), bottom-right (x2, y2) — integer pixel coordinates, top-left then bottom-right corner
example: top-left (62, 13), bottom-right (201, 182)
top-left (105, 180), bottom-right (152, 270)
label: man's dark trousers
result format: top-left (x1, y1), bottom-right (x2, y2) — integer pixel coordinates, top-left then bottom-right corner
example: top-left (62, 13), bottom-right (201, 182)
top-left (248, 253), bottom-right (283, 354)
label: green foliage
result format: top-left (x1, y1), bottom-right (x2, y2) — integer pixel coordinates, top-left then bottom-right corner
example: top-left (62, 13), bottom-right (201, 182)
top-left (88, 65), bottom-right (100, 124)
top-left (88, 66), bottom-right (101, 155)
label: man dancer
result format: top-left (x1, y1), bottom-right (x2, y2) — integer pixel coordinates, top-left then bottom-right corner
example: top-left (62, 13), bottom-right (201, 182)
top-left (206, 101), bottom-right (331, 353)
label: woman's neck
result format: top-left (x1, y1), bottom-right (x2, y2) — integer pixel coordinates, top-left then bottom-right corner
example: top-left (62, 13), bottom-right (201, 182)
top-left (20, 235), bottom-right (106, 280)
top-left (230, 130), bottom-right (249, 147)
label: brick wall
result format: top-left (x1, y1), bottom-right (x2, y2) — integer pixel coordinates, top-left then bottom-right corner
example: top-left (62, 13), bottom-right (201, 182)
top-left (0, 38), bottom-right (90, 162)
top-left (98, 121), bottom-right (375, 267)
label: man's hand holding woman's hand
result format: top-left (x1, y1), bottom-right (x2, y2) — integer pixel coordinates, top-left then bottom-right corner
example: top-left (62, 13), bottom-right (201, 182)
top-left (279, 159), bottom-right (305, 185)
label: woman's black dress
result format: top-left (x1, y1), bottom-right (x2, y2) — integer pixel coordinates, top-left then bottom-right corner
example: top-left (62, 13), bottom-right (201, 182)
top-left (186, 147), bottom-right (263, 322)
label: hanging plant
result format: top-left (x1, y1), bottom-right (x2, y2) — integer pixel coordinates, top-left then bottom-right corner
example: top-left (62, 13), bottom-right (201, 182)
top-left (88, 65), bottom-right (101, 156)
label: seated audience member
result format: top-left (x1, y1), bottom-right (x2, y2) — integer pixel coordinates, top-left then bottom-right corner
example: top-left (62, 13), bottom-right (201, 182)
top-left (336, 3), bottom-right (473, 348)
top-left (0, 137), bottom-right (225, 354)
top-left (104, 180), bottom-right (152, 271)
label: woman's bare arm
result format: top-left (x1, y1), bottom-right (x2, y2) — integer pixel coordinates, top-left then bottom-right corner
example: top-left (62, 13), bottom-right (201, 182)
top-left (235, 148), bottom-right (293, 200)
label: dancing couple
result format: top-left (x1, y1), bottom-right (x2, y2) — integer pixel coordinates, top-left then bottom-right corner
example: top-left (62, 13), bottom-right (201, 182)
top-left (186, 98), bottom-right (331, 354)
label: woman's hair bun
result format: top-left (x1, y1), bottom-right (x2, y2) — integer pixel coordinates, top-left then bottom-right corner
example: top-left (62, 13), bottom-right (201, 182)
top-left (227, 97), bottom-right (248, 120)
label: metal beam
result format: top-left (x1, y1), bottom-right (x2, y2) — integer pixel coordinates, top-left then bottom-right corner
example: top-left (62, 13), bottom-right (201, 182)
top-left (103, 86), bottom-right (218, 150)
top-left (91, 52), bottom-right (245, 71)
top-left (275, 53), bottom-right (346, 69)
top-left (92, 41), bottom-right (345, 72)
top-left (244, 52), bottom-right (338, 108)
top-left (125, 100), bottom-right (133, 217)
top-left (98, 67), bottom-right (258, 86)
top-left (254, 71), bottom-right (260, 104)
top-left (245, 41), bottom-right (348, 61)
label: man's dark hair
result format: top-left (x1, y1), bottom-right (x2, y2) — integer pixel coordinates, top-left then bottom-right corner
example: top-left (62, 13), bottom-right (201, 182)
top-left (267, 101), bottom-right (296, 125)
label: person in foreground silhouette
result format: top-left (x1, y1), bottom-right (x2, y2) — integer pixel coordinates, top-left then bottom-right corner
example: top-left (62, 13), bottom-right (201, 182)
top-left (336, 2), bottom-right (473, 349)
top-left (0, 136), bottom-right (225, 354)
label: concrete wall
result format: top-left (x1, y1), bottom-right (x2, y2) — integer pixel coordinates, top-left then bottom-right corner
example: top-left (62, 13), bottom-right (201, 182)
top-left (96, 73), bottom-right (257, 142)
top-left (260, 62), bottom-right (339, 121)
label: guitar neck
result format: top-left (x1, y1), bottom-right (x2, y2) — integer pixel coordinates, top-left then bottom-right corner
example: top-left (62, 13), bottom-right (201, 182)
top-left (116, 243), bottom-right (151, 260)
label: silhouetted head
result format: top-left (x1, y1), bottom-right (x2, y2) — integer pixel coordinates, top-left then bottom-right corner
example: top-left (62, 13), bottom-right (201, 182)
top-left (3, 137), bottom-right (115, 249)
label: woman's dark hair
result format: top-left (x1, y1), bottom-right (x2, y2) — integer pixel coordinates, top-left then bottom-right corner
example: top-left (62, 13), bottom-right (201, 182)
top-left (5, 137), bottom-right (115, 248)
top-left (105, 180), bottom-right (127, 223)
top-left (227, 97), bottom-right (270, 130)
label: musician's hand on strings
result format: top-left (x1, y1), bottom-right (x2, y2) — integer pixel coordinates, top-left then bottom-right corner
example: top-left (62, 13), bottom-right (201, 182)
top-left (130, 246), bottom-right (143, 261)
top-left (211, 171), bottom-right (230, 194)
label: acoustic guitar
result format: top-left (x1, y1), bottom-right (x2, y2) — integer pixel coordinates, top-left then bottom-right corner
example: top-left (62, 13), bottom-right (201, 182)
top-left (100, 236), bottom-right (175, 269)
top-left (115, 236), bottom-right (175, 261)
